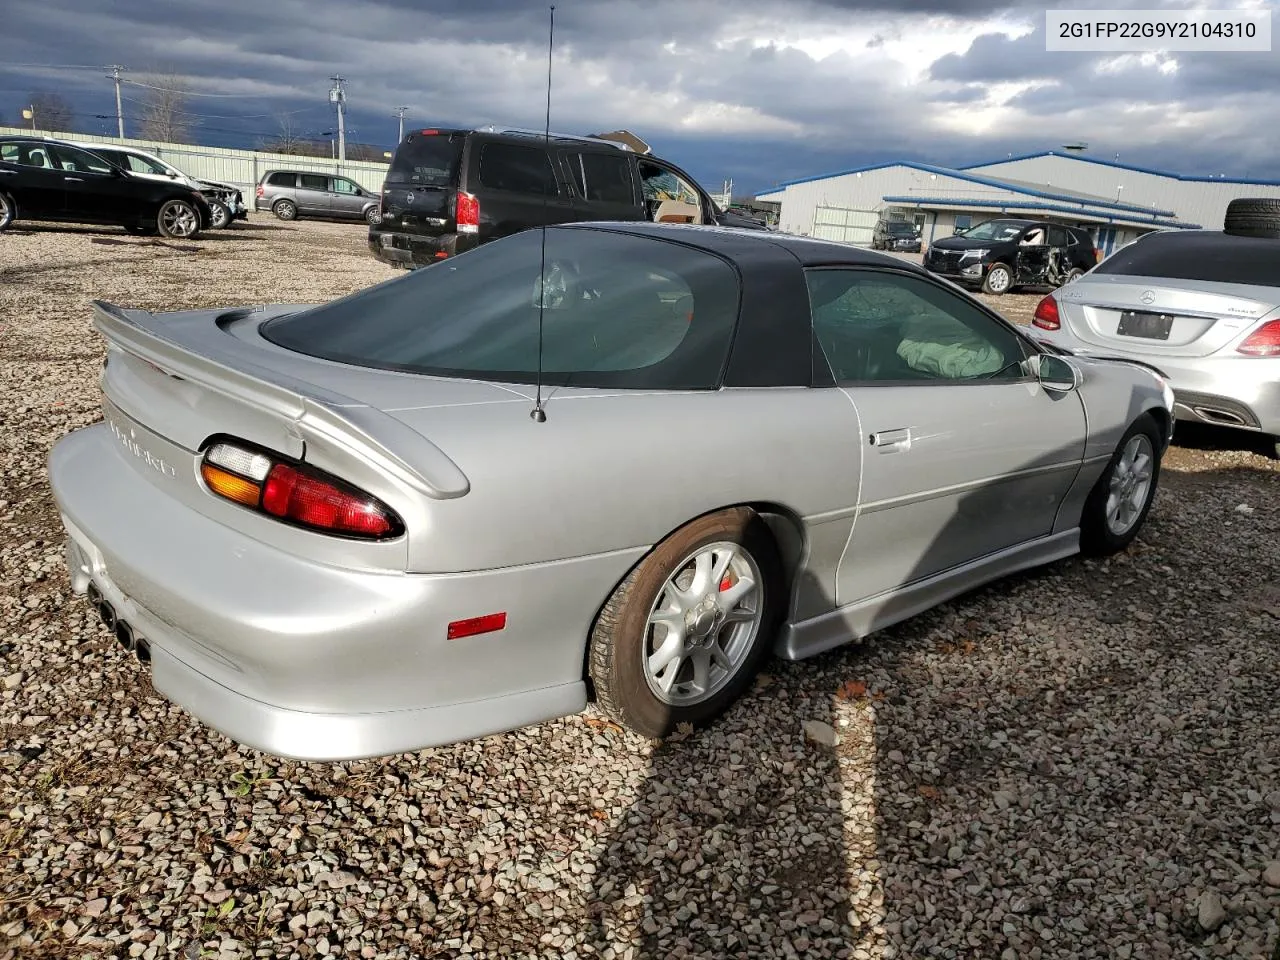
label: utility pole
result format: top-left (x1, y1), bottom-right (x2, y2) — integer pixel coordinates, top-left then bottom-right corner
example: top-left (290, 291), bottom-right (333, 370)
top-left (107, 65), bottom-right (126, 138)
top-left (328, 75), bottom-right (347, 163)
top-left (395, 106), bottom-right (408, 143)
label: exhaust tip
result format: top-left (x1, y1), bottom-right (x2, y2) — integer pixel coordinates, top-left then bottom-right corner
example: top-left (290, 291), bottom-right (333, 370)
top-left (87, 583), bottom-right (102, 606)
top-left (114, 621), bottom-right (135, 651)
top-left (97, 602), bottom-right (117, 632)
top-left (134, 639), bottom-right (152, 663)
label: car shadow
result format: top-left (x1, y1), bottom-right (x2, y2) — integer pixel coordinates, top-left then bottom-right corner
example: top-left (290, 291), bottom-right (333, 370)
top-left (580, 413), bottom-right (1278, 955)
top-left (1167, 421), bottom-right (1277, 459)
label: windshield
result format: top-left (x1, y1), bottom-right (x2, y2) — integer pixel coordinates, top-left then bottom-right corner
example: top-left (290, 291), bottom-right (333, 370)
top-left (387, 131), bottom-right (464, 186)
top-left (261, 227), bottom-right (742, 389)
top-left (123, 153), bottom-right (172, 176)
top-left (886, 222), bottom-right (915, 235)
top-left (1094, 230), bottom-right (1278, 287)
top-left (957, 219), bottom-right (1029, 241)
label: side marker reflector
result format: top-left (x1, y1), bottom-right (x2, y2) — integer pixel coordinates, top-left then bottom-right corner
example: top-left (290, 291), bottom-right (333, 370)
top-left (447, 612), bottom-right (508, 641)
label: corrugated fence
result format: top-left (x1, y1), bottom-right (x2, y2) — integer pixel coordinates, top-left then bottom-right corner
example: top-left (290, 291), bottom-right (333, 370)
top-left (0, 126), bottom-right (391, 197)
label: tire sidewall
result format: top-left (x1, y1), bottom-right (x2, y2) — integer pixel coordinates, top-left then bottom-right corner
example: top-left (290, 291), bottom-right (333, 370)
top-left (274, 200), bottom-right (297, 221)
top-left (591, 508), bottom-right (785, 738)
top-left (983, 264), bottom-right (1012, 294)
top-left (1080, 414), bottom-right (1163, 555)
top-left (0, 192), bottom-right (13, 231)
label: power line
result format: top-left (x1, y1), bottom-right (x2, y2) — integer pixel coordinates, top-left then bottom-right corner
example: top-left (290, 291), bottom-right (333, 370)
top-left (121, 78), bottom-right (275, 98)
top-left (0, 62), bottom-right (109, 71)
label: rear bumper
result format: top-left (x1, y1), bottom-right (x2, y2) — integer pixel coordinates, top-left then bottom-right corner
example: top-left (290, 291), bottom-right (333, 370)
top-left (368, 228), bottom-right (476, 268)
top-left (48, 423), bottom-right (639, 760)
top-left (1033, 332), bottom-right (1280, 436)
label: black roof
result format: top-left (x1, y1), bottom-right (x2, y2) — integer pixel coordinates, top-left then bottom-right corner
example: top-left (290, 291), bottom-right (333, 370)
top-left (560, 220), bottom-right (929, 270)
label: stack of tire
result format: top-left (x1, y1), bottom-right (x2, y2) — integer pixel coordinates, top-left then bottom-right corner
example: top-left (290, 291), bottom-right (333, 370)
top-left (1222, 198), bottom-right (1280, 238)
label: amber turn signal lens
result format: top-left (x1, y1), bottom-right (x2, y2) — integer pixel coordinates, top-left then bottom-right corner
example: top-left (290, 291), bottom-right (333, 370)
top-left (200, 462), bottom-right (262, 507)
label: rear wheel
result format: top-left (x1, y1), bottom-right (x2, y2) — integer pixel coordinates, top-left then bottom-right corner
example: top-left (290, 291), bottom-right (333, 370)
top-left (588, 507), bottom-right (784, 739)
top-left (1062, 267), bottom-right (1085, 285)
top-left (982, 263), bottom-right (1012, 294)
top-left (1080, 414), bottom-right (1163, 556)
top-left (0, 192), bottom-right (13, 231)
top-left (273, 199), bottom-right (297, 221)
top-left (364, 206), bottom-right (381, 226)
top-left (157, 200), bottom-right (200, 238)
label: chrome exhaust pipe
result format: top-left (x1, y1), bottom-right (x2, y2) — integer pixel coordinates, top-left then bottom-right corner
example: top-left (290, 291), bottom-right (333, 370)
top-left (134, 638), bottom-right (151, 663)
top-left (87, 583), bottom-right (102, 607)
top-left (97, 601), bottom-right (116, 632)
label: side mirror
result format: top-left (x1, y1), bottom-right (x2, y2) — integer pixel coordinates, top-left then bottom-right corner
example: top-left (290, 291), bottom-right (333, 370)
top-left (1033, 353), bottom-right (1079, 393)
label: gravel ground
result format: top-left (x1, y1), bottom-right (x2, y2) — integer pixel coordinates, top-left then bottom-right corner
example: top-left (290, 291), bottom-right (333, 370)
top-left (1, 217), bottom-right (1277, 960)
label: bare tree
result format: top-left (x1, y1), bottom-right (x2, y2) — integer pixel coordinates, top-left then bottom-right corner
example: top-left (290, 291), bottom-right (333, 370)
top-left (260, 112), bottom-right (306, 154)
top-left (26, 91), bottom-right (73, 132)
top-left (135, 69), bottom-right (192, 143)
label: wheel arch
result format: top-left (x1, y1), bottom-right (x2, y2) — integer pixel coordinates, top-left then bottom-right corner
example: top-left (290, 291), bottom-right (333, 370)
top-left (579, 499), bottom-right (809, 700)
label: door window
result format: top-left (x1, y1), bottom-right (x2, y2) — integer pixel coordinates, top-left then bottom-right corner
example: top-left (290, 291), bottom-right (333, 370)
top-left (806, 269), bottom-right (1029, 384)
top-left (477, 142), bottom-right (558, 196)
top-left (299, 174), bottom-right (329, 192)
top-left (1047, 225), bottom-right (1068, 247)
top-left (566, 151), bottom-right (634, 204)
top-left (49, 144), bottom-right (114, 174)
top-left (331, 177), bottom-right (362, 195)
top-left (638, 160), bottom-right (704, 223)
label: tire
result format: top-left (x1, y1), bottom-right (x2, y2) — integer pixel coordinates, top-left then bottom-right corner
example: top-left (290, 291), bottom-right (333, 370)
top-left (0, 192), bottom-right (13, 231)
top-left (1062, 267), bottom-right (1085, 286)
top-left (156, 200), bottom-right (200, 239)
top-left (272, 199), bottom-right (297, 221)
top-left (364, 206), bottom-right (381, 226)
top-left (1223, 197), bottom-right (1280, 239)
top-left (207, 200), bottom-right (231, 229)
top-left (1080, 414), bottom-right (1164, 556)
top-left (982, 263), bottom-right (1013, 295)
top-left (588, 507), bottom-right (785, 739)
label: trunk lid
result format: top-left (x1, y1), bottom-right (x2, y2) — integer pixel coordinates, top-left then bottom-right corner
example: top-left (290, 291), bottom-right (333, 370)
top-left (1055, 275), bottom-right (1279, 358)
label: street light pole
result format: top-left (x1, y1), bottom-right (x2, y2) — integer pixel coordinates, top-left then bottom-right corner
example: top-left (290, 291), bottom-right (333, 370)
top-left (395, 106), bottom-right (408, 143)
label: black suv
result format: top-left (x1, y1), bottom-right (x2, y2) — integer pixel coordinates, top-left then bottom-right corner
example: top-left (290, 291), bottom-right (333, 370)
top-left (0, 135), bottom-right (211, 238)
top-left (871, 218), bottom-right (921, 252)
top-left (922, 218), bottom-right (1099, 295)
top-left (369, 127), bottom-right (764, 268)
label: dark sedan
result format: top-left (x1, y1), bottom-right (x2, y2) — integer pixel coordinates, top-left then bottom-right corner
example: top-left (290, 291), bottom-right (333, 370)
top-left (0, 135), bottom-right (211, 238)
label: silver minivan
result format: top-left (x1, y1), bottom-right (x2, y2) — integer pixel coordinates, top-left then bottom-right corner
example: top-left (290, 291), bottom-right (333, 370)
top-left (254, 169), bottom-right (381, 224)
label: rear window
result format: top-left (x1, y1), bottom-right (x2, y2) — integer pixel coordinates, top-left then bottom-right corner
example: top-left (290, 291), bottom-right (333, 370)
top-left (267, 172), bottom-right (295, 187)
top-left (1094, 230), bottom-right (1280, 286)
top-left (261, 227), bottom-right (741, 390)
top-left (387, 132), bottom-right (463, 186)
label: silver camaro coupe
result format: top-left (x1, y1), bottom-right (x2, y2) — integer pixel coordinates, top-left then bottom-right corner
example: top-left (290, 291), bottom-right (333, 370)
top-left (48, 222), bottom-right (1175, 760)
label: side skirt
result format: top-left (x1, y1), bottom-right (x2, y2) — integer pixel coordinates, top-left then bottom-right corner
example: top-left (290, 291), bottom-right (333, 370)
top-left (774, 529), bottom-right (1080, 661)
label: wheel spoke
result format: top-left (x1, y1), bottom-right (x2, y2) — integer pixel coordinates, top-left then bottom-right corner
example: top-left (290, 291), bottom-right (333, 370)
top-left (721, 607), bottom-right (755, 625)
top-left (689, 647), bottom-right (711, 693)
top-left (709, 548), bottom-right (734, 589)
top-left (688, 550), bottom-right (715, 596)
top-left (648, 631), bottom-right (685, 676)
top-left (718, 573), bottom-right (756, 611)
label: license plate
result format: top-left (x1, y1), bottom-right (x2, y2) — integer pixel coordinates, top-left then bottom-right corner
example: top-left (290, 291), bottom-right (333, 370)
top-left (1117, 310), bottom-right (1174, 340)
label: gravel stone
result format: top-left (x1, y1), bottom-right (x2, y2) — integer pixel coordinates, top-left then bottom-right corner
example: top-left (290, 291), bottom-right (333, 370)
top-left (0, 219), bottom-right (1277, 960)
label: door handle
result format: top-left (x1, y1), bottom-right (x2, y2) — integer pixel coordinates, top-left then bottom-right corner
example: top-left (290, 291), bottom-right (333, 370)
top-left (0, 169), bottom-right (15, 175)
top-left (869, 427), bottom-right (911, 449)
top-left (64, 176), bottom-right (84, 182)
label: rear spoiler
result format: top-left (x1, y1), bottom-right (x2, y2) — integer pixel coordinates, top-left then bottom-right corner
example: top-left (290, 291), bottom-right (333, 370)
top-left (91, 300), bottom-right (471, 500)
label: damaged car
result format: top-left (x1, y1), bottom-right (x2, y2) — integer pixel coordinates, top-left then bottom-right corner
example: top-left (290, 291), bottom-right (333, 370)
top-left (923, 218), bottom-right (1100, 295)
top-left (69, 141), bottom-right (248, 230)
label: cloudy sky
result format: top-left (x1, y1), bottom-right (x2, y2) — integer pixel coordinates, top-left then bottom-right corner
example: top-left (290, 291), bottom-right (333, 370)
top-left (3, 0), bottom-right (1278, 194)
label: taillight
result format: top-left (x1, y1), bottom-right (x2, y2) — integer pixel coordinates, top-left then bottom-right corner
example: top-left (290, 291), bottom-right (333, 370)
top-left (255, 184), bottom-right (264, 198)
top-left (1032, 294), bottom-right (1061, 331)
top-left (200, 441), bottom-right (403, 539)
top-left (1093, 248), bottom-right (1102, 262)
top-left (1237, 319), bottom-right (1280, 357)
top-left (456, 191), bottom-right (479, 234)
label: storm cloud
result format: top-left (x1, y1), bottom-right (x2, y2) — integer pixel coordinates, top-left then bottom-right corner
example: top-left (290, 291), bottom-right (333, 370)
top-left (3, 0), bottom-right (1277, 193)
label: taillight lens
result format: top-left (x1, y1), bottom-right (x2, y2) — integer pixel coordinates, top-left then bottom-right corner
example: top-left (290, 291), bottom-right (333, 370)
top-left (1237, 319), bottom-right (1280, 357)
top-left (1032, 294), bottom-right (1061, 330)
top-left (200, 441), bottom-right (403, 540)
top-left (456, 191), bottom-right (479, 234)
top-left (255, 184), bottom-right (264, 198)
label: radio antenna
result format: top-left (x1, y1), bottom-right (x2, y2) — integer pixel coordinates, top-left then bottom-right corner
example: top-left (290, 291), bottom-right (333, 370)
top-left (530, 3), bottom-right (555, 423)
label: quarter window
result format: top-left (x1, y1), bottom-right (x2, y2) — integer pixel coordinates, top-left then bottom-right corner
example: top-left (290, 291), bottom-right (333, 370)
top-left (806, 269), bottom-right (1028, 384)
top-left (267, 172), bottom-right (295, 187)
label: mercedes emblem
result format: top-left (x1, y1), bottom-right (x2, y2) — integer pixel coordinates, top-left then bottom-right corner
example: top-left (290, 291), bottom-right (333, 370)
top-left (1140, 290), bottom-right (1155, 305)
